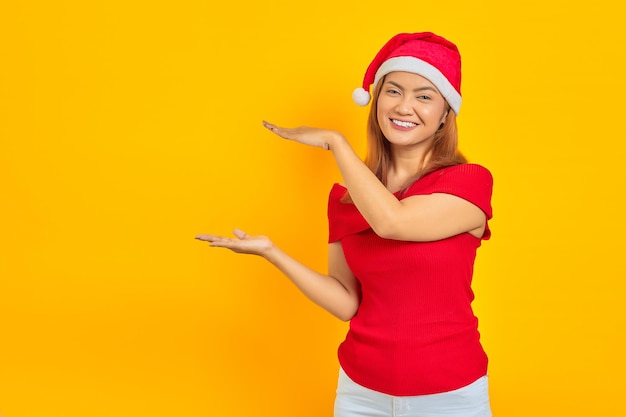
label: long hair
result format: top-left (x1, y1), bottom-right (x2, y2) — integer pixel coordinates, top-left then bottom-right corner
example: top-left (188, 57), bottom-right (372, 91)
top-left (364, 76), bottom-right (467, 194)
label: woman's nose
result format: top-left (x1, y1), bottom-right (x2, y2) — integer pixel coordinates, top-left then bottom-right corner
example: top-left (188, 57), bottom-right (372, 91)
top-left (395, 98), bottom-right (413, 114)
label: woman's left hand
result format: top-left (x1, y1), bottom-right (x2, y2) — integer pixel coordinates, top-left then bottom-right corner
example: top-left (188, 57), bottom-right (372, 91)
top-left (262, 121), bottom-right (342, 150)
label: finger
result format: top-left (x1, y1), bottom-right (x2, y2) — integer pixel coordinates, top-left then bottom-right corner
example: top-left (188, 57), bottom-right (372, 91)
top-left (195, 233), bottom-right (221, 242)
top-left (262, 121), bottom-right (292, 140)
top-left (262, 120), bottom-right (277, 131)
top-left (208, 239), bottom-right (238, 249)
top-left (232, 228), bottom-right (248, 239)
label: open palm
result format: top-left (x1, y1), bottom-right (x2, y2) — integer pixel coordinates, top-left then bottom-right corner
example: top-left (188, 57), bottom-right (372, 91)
top-left (195, 229), bottom-right (273, 256)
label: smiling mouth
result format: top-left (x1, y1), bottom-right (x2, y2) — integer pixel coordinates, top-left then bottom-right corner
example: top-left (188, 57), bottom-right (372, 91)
top-left (391, 119), bottom-right (417, 128)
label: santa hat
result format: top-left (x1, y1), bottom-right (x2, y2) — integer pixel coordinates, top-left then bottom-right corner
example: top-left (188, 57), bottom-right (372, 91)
top-left (352, 32), bottom-right (462, 114)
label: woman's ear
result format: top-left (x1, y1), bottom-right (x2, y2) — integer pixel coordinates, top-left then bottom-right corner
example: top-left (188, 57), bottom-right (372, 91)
top-left (439, 110), bottom-right (449, 130)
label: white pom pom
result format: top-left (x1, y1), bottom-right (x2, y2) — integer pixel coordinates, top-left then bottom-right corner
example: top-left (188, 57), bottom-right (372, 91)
top-left (352, 87), bottom-right (371, 106)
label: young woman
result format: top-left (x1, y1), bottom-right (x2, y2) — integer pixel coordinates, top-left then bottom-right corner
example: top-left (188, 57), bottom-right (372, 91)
top-left (197, 32), bottom-right (493, 417)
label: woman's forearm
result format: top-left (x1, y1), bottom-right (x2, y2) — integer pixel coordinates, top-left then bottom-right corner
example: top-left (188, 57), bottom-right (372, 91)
top-left (329, 134), bottom-right (402, 237)
top-left (263, 245), bottom-right (359, 321)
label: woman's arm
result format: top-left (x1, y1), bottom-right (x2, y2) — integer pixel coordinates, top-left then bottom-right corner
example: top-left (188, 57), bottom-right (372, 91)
top-left (263, 122), bottom-right (486, 242)
top-left (196, 230), bottom-right (359, 321)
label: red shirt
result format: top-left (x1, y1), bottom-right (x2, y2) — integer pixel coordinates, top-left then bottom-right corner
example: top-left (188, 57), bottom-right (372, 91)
top-left (327, 164), bottom-right (493, 396)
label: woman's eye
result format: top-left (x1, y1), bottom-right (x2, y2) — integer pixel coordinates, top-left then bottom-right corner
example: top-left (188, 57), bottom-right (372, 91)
top-left (417, 95), bottom-right (431, 100)
top-left (387, 89), bottom-right (400, 95)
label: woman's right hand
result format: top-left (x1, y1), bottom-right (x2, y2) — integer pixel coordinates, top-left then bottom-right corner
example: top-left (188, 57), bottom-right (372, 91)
top-left (195, 229), bottom-right (273, 257)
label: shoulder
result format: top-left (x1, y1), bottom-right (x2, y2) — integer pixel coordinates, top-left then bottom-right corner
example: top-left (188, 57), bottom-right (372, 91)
top-left (406, 163), bottom-right (492, 194)
top-left (404, 163), bottom-right (494, 219)
top-left (434, 163), bottom-right (492, 182)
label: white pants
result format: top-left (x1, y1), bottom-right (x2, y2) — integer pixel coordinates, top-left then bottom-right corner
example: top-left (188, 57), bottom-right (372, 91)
top-left (334, 368), bottom-right (492, 417)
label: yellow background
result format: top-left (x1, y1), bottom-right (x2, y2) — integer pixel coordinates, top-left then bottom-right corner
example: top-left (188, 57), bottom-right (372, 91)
top-left (1, 1), bottom-right (624, 416)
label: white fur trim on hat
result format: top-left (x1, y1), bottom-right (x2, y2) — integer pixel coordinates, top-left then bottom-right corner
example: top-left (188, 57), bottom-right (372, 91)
top-left (373, 56), bottom-right (462, 114)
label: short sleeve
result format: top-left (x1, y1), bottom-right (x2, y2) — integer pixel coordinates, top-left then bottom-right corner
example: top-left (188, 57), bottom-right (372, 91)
top-left (327, 184), bottom-right (371, 243)
top-left (404, 164), bottom-right (494, 239)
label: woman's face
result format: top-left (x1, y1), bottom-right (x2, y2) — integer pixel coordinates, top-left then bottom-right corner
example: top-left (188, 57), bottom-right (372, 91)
top-left (376, 71), bottom-right (449, 150)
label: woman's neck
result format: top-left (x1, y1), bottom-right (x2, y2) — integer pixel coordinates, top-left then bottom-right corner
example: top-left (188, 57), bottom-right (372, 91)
top-left (386, 146), bottom-right (432, 191)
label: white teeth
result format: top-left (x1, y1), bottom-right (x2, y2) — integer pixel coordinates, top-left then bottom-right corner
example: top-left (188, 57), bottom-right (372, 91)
top-left (391, 119), bottom-right (416, 128)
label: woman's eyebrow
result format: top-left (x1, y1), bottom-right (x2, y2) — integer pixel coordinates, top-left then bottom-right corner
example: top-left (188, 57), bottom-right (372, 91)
top-left (386, 80), bottom-right (439, 94)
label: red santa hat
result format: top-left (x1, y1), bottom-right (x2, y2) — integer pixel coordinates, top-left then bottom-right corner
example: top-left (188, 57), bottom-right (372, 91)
top-left (352, 32), bottom-right (462, 115)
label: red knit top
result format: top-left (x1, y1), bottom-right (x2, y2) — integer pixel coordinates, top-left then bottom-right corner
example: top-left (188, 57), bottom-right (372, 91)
top-left (327, 164), bottom-right (493, 396)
